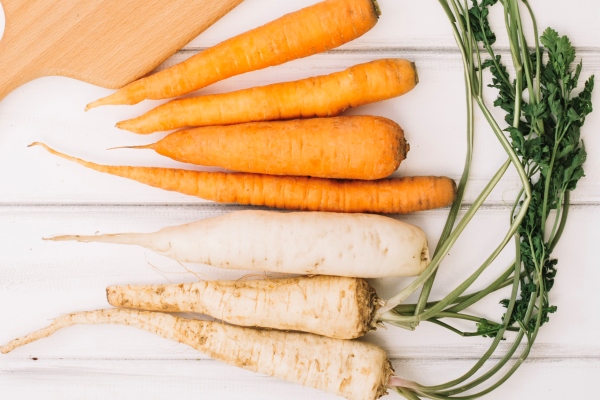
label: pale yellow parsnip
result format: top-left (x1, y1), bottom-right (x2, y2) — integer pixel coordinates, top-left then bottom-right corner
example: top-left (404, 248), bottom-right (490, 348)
top-left (0, 309), bottom-right (393, 400)
top-left (107, 275), bottom-right (379, 339)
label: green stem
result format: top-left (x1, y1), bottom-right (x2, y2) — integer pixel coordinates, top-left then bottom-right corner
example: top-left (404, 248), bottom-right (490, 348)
top-left (382, 92), bottom-right (533, 321)
top-left (417, 235), bottom-right (523, 393)
top-left (549, 191), bottom-right (570, 252)
top-left (522, 0), bottom-right (543, 133)
top-left (547, 192), bottom-right (564, 247)
top-left (393, 267), bottom-right (517, 315)
top-left (414, 29), bottom-right (476, 320)
top-left (541, 138), bottom-right (560, 236)
top-left (427, 319), bottom-right (468, 337)
top-left (377, 159), bottom-right (512, 319)
top-left (512, 0), bottom-right (535, 105)
top-left (444, 263), bottom-right (515, 313)
top-left (435, 288), bottom-right (537, 397)
top-left (396, 387), bottom-right (422, 400)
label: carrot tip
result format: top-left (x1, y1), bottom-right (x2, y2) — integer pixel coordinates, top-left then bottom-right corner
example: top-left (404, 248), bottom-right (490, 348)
top-left (115, 120), bottom-right (138, 133)
top-left (28, 142), bottom-right (47, 149)
top-left (85, 95), bottom-right (117, 111)
top-left (107, 144), bottom-right (149, 151)
top-left (86, 86), bottom-right (140, 110)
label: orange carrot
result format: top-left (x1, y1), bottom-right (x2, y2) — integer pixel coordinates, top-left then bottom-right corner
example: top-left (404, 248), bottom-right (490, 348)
top-left (119, 116), bottom-right (408, 180)
top-left (116, 59), bottom-right (418, 134)
top-left (30, 143), bottom-right (456, 214)
top-left (85, 0), bottom-right (381, 110)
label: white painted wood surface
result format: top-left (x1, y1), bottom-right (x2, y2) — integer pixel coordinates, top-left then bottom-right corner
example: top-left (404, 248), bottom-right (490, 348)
top-left (1, 1), bottom-right (599, 399)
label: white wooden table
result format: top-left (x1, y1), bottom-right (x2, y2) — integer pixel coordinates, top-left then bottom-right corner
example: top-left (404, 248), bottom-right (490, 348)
top-left (1, 1), bottom-right (599, 399)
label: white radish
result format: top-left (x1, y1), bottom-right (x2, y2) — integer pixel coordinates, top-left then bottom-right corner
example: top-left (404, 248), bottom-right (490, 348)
top-left (0, 309), bottom-right (394, 400)
top-left (49, 210), bottom-right (430, 278)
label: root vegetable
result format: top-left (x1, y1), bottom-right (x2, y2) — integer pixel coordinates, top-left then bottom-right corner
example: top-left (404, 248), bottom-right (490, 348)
top-left (48, 209), bottom-right (430, 278)
top-left (116, 59), bottom-right (418, 134)
top-left (107, 275), bottom-right (380, 339)
top-left (30, 142), bottom-right (456, 214)
top-left (86, 0), bottom-right (381, 109)
top-left (121, 116), bottom-right (408, 180)
top-left (0, 309), bottom-right (393, 400)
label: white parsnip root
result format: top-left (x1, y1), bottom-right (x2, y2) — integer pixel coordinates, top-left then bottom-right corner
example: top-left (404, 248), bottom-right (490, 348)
top-left (48, 210), bottom-right (430, 278)
top-left (0, 309), bottom-right (393, 400)
top-left (107, 275), bottom-right (380, 339)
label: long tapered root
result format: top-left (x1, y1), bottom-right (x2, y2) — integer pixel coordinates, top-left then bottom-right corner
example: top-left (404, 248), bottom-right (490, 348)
top-left (107, 144), bottom-right (154, 151)
top-left (31, 142), bottom-right (456, 215)
top-left (1, 309), bottom-right (178, 354)
top-left (1, 309), bottom-right (393, 400)
top-left (116, 59), bottom-right (418, 134)
top-left (29, 142), bottom-right (98, 170)
top-left (44, 210), bottom-right (430, 278)
top-left (106, 276), bottom-right (380, 339)
top-left (44, 233), bottom-right (136, 244)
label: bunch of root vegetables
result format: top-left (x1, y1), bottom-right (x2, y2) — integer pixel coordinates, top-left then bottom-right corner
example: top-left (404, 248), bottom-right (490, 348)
top-left (3, 1), bottom-right (458, 400)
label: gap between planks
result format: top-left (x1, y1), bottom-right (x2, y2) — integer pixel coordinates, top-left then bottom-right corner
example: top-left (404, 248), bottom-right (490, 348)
top-left (177, 46), bottom-right (600, 55)
top-left (0, 203), bottom-right (598, 211)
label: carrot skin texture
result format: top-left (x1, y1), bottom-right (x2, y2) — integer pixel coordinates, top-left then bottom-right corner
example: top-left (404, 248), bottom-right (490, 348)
top-left (86, 0), bottom-right (381, 109)
top-left (107, 276), bottom-right (379, 339)
top-left (116, 59), bottom-right (418, 134)
top-left (31, 143), bottom-right (455, 214)
top-left (0, 309), bottom-right (393, 400)
top-left (135, 116), bottom-right (408, 180)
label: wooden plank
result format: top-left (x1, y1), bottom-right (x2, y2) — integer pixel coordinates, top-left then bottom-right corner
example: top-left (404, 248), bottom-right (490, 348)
top-left (0, 50), bottom-right (598, 205)
top-left (1, 358), bottom-right (598, 399)
top-left (1, 1), bottom-right (598, 52)
top-left (0, 0), bottom-right (243, 100)
top-left (186, 0), bottom-right (600, 50)
top-left (1, 204), bottom-right (598, 360)
top-left (1, 2), bottom-right (599, 399)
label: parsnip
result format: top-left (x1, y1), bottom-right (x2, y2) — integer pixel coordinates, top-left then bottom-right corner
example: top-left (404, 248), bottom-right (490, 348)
top-left (107, 275), bottom-right (379, 339)
top-left (0, 309), bottom-right (394, 400)
top-left (49, 210), bottom-right (430, 278)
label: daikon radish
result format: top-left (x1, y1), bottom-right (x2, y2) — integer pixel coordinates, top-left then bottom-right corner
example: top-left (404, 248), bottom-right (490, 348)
top-left (48, 210), bottom-right (430, 278)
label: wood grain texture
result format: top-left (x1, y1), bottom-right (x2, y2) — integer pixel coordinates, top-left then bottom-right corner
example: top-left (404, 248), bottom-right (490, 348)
top-left (0, 0), bottom-right (243, 100)
top-left (1, 0), bottom-right (599, 399)
top-left (1, 358), bottom-right (599, 400)
top-left (185, 0), bottom-right (600, 50)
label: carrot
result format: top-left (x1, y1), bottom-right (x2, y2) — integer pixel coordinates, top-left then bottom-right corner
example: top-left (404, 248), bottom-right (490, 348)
top-left (119, 116), bottom-right (408, 180)
top-left (48, 209), bottom-right (430, 278)
top-left (116, 59), bottom-right (418, 134)
top-left (0, 309), bottom-right (394, 400)
top-left (85, 0), bottom-right (381, 110)
top-left (107, 276), bottom-right (380, 340)
top-left (30, 143), bottom-right (455, 214)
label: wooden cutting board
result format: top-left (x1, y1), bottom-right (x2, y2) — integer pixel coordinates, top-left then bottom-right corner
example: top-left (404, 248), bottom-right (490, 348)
top-left (0, 0), bottom-right (244, 101)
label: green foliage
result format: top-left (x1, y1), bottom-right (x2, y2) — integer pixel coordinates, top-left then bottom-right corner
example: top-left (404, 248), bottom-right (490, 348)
top-left (480, 22), bottom-right (594, 336)
top-left (463, 0), bottom-right (499, 45)
top-left (394, 1), bottom-right (594, 399)
top-left (476, 318), bottom-right (506, 339)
